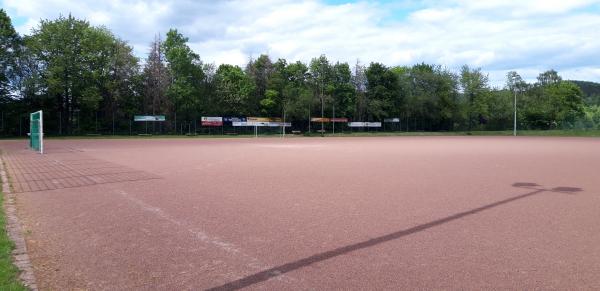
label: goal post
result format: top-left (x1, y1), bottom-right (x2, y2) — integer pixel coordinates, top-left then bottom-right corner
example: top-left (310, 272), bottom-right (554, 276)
top-left (30, 110), bottom-right (43, 154)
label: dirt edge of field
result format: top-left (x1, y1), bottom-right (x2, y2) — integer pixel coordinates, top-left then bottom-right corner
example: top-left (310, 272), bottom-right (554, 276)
top-left (1, 155), bottom-right (38, 290)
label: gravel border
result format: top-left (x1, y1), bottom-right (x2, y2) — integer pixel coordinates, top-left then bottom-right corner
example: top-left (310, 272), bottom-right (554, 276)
top-left (1, 156), bottom-right (38, 290)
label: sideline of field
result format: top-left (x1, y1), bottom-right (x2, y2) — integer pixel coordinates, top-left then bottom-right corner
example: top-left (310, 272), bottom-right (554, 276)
top-left (1, 129), bottom-right (599, 140)
top-left (0, 173), bottom-right (27, 290)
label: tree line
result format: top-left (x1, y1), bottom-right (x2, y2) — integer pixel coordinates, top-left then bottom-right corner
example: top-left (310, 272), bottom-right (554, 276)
top-left (1, 11), bottom-right (599, 135)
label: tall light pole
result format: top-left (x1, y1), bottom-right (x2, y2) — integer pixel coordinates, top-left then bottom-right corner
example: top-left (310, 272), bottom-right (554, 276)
top-left (513, 90), bottom-right (517, 136)
top-left (320, 78), bottom-right (324, 137)
top-left (332, 102), bottom-right (335, 135)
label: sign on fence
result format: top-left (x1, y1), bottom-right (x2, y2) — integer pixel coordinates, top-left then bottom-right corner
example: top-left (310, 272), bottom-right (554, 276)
top-left (330, 118), bottom-right (349, 123)
top-left (223, 117), bottom-right (247, 122)
top-left (384, 118), bottom-right (400, 123)
top-left (134, 115), bottom-right (166, 122)
top-left (247, 117), bottom-right (282, 122)
top-left (348, 122), bottom-right (382, 128)
top-left (201, 117), bottom-right (223, 126)
top-left (311, 117), bottom-right (349, 122)
top-left (233, 121), bottom-right (291, 127)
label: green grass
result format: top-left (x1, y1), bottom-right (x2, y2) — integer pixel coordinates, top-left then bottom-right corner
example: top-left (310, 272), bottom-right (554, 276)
top-left (316, 129), bottom-right (600, 137)
top-left (0, 176), bottom-right (27, 290)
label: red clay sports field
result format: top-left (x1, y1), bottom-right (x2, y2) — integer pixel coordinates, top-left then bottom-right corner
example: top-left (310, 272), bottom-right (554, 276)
top-left (1, 136), bottom-right (600, 289)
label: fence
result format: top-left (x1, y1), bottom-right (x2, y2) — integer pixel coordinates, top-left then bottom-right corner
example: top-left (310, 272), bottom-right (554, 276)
top-left (6, 110), bottom-right (591, 137)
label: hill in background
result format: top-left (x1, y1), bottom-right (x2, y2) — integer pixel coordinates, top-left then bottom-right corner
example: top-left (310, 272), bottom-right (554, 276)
top-left (571, 80), bottom-right (600, 105)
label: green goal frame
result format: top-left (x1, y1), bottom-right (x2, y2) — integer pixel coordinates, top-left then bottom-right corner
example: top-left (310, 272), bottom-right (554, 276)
top-left (30, 110), bottom-right (43, 154)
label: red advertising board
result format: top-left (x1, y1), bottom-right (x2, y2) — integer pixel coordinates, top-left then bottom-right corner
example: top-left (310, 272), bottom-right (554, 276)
top-left (201, 117), bottom-right (223, 126)
top-left (330, 118), bottom-right (349, 123)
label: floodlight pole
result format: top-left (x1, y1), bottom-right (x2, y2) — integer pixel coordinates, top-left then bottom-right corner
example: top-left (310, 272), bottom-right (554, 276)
top-left (282, 110), bottom-right (286, 138)
top-left (513, 90), bottom-right (517, 136)
top-left (332, 103), bottom-right (335, 135)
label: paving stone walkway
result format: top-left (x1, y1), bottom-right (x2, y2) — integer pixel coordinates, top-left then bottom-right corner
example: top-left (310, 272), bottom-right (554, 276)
top-left (2, 147), bottom-right (160, 193)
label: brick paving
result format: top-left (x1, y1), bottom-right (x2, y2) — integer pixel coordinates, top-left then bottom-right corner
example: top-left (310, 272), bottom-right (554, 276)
top-left (1, 147), bottom-right (160, 193)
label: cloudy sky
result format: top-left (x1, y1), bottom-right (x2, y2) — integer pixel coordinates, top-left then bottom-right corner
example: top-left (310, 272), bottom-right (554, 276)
top-left (3, 0), bottom-right (600, 86)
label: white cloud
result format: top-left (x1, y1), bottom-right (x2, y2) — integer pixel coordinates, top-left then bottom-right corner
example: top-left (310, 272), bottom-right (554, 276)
top-left (2, 0), bottom-right (600, 86)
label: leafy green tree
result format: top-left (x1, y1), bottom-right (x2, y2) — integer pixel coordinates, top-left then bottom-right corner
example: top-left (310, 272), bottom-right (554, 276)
top-left (331, 62), bottom-right (355, 119)
top-left (261, 58), bottom-right (287, 116)
top-left (545, 81), bottom-right (585, 128)
top-left (505, 71), bottom-right (528, 131)
top-left (309, 55), bottom-right (333, 133)
top-left (309, 55), bottom-right (333, 118)
top-left (0, 9), bottom-right (20, 100)
top-left (536, 69), bottom-right (561, 86)
top-left (366, 62), bottom-right (398, 121)
top-left (245, 54), bottom-right (273, 115)
top-left (522, 71), bottom-right (585, 129)
top-left (283, 61), bottom-right (311, 121)
top-left (27, 15), bottom-right (131, 133)
top-left (163, 29), bottom-right (205, 122)
top-left (460, 65), bottom-right (490, 130)
top-left (214, 64), bottom-right (254, 115)
top-left (399, 64), bottom-right (459, 131)
top-left (352, 61), bottom-right (368, 121)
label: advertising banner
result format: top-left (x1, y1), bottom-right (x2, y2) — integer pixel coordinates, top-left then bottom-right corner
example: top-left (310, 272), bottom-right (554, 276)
top-left (311, 117), bottom-right (349, 122)
top-left (247, 117), bottom-right (282, 122)
top-left (330, 118), bottom-right (349, 123)
top-left (134, 115), bottom-right (166, 122)
top-left (348, 122), bottom-right (381, 128)
top-left (384, 118), bottom-right (400, 123)
top-left (201, 116), bottom-right (223, 126)
top-left (233, 121), bottom-right (291, 127)
top-left (366, 122), bottom-right (382, 127)
top-left (348, 122), bottom-right (366, 127)
top-left (223, 117), bottom-right (247, 122)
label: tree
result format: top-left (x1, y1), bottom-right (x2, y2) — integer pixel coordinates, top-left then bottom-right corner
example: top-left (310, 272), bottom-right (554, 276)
top-left (0, 9), bottom-right (20, 100)
top-left (163, 29), bottom-right (205, 123)
top-left (460, 65), bottom-right (490, 130)
top-left (365, 62), bottom-right (398, 121)
top-left (536, 69), bottom-right (561, 86)
top-left (352, 60), bottom-right (368, 121)
top-left (331, 62), bottom-right (355, 119)
top-left (245, 54), bottom-right (273, 115)
top-left (27, 14), bottom-right (131, 134)
top-left (214, 64), bottom-right (254, 116)
top-left (397, 63), bottom-right (459, 131)
top-left (143, 35), bottom-right (170, 118)
top-left (283, 61), bottom-right (311, 121)
top-left (522, 71), bottom-right (584, 129)
top-left (506, 71), bottom-right (527, 133)
top-left (309, 55), bottom-right (332, 133)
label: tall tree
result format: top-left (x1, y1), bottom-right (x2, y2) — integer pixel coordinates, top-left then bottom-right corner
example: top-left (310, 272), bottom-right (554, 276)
top-left (460, 65), bottom-right (490, 130)
top-left (214, 64), bottom-right (254, 116)
top-left (143, 36), bottom-right (169, 116)
top-left (536, 69), bottom-right (562, 86)
top-left (403, 64), bottom-right (459, 131)
top-left (365, 62), bottom-right (398, 121)
top-left (283, 61), bottom-right (311, 121)
top-left (506, 71), bottom-right (527, 132)
top-left (245, 54), bottom-right (273, 115)
top-left (331, 62), bottom-right (355, 119)
top-left (0, 9), bottom-right (21, 99)
top-left (27, 15), bottom-right (126, 134)
top-left (352, 60), bottom-right (368, 121)
top-left (163, 29), bottom-right (205, 122)
top-left (309, 55), bottom-right (332, 133)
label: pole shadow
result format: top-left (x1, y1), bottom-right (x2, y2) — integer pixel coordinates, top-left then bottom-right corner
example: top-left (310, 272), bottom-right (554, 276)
top-left (207, 183), bottom-right (581, 291)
